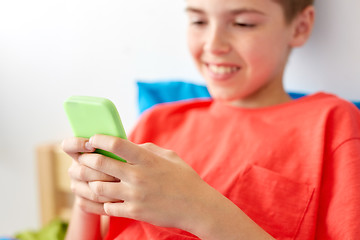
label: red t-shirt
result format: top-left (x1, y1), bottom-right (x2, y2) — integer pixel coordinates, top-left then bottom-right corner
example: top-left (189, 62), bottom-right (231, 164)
top-left (105, 92), bottom-right (360, 240)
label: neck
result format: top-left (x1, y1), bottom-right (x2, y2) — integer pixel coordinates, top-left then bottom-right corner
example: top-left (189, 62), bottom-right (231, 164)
top-left (228, 78), bottom-right (292, 108)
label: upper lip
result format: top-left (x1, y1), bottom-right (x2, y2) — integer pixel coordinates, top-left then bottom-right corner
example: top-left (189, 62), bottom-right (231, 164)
top-left (204, 62), bottom-right (241, 68)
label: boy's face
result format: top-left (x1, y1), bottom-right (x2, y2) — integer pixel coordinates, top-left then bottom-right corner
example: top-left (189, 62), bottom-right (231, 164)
top-left (186, 0), bottom-right (296, 107)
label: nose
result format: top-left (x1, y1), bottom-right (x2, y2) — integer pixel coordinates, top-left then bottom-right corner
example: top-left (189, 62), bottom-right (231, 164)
top-left (204, 25), bottom-right (231, 55)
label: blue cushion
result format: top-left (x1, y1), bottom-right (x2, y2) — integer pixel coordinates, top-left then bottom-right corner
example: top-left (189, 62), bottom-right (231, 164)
top-left (137, 81), bottom-right (360, 114)
top-left (137, 81), bottom-right (211, 114)
top-left (353, 101), bottom-right (360, 109)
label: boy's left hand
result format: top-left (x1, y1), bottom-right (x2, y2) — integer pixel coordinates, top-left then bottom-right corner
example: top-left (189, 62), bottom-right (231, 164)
top-left (78, 134), bottom-right (214, 231)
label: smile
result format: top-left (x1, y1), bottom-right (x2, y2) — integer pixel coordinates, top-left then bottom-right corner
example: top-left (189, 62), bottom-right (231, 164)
top-left (205, 63), bottom-right (241, 81)
top-left (207, 64), bottom-right (240, 75)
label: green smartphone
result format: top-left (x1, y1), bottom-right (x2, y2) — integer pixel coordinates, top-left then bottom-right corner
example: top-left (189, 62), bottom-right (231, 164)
top-left (64, 95), bottom-right (127, 162)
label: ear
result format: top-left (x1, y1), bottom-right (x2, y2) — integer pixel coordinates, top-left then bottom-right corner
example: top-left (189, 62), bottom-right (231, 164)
top-left (289, 6), bottom-right (315, 48)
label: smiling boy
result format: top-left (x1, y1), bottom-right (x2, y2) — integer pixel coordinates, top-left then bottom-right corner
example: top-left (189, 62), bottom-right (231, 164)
top-left (63, 0), bottom-right (360, 239)
top-left (186, 0), bottom-right (299, 108)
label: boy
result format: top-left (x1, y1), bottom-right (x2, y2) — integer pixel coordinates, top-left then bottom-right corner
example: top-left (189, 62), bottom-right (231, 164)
top-left (62, 0), bottom-right (360, 239)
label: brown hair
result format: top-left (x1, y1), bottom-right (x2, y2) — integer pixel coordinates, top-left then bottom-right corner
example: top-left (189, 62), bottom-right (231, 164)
top-left (274, 0), bottom-right (315, 22)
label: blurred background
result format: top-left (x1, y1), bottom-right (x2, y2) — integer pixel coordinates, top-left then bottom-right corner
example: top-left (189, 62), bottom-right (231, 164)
top-left (0, 0), bottom-right (359, 236)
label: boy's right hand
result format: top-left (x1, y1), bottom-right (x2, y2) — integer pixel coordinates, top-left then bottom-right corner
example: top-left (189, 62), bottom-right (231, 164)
top-left (62, 137), bottom-right (120, 215)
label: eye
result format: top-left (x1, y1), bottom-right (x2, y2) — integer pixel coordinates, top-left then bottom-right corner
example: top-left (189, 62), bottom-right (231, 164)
top-left (190, 20), bottom-right (207, 26)
top-left (186, 14), bottom-right (207, 26)
top-left (234, 23), bottom-right (256, 28)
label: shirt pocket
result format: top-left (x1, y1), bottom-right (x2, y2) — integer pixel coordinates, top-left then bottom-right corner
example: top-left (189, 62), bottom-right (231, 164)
top-left (227, 165), bottom-right (314, 240)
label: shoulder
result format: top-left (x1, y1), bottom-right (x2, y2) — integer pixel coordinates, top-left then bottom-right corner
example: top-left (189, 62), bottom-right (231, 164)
top-left (291, 92), bottom-right (360, 120)
top-left (129, 99), bottom-right (212, 143)
top-left (272, 92), bottom-right (360, 150)
top-left (312, 93), bottom-right (360, 121)
top-left (297, 92), bottom-right (358, 111)
top-left (142, 99), bottom-right (212, 117)
top-left (308, 92), bottom-right (360, 146)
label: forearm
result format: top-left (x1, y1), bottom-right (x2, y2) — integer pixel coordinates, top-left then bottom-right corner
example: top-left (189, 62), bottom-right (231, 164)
top-left (184, 184), bottom-right (275, 240)
top-left (66, 199), bottom-right (102, 240)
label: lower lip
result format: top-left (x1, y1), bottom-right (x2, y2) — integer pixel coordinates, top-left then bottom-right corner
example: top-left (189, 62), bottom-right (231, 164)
top-left (205, 64), bottom-right (240, 82)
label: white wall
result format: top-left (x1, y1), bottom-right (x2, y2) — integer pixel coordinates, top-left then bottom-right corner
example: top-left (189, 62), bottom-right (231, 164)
top-left (0, 0), bottom-right (359, 236)
top-left (284, 0), bottom-right (360, 99)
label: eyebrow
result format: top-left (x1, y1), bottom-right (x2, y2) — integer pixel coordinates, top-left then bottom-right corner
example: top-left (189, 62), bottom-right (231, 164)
top-left (185, 7), bottom-right (204, 14)
top-left (185, 7), bottom-right (265, 16)
top-left (230, 8), bottom-right (265, 16)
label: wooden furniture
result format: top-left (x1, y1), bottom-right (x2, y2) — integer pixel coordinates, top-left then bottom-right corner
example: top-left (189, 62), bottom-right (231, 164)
top-left (36, 143), bottom-right (74, 225)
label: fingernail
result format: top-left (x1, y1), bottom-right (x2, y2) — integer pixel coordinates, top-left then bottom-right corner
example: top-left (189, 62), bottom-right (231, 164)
top-left (89, 136), bottom-right (94, 145)
top-left (85, 141), bottom-right (94, 151)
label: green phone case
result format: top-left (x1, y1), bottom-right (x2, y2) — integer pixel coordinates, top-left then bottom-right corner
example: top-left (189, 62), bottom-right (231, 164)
top-left (64, 96), bottom-right (127, 162)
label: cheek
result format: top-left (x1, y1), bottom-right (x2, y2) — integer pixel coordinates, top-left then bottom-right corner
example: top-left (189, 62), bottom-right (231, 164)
top-left (244, 35), bottom-right (288, 77)
top-left (187, 30), bottom-right (202, 61)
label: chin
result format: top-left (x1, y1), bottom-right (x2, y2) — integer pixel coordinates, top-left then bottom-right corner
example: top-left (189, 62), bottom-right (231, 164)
top-left (210, 91), bottom-right (243, 103)
top-left (207, 84), bottom-right (242, 100)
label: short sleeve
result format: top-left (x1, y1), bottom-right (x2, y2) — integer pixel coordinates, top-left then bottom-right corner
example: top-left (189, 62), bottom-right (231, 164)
top-left (316, 138), bottom-right (360, 238)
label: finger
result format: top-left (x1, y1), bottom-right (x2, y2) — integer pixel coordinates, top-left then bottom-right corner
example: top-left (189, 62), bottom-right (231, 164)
top-left (103, 202), bottom-right (142, 221)
top-left (78, 152), bottom-right (130, 180)
top-left (139, 142), bottom-right (164, 155)
top-left (71, 179), bottom-right (118, 203)
top-left (68, 159), bottom-right (119, 182)
top-left (103, 202), bottom-right (128, 218)
top-left (62, 137), bottom-right (95, 160)
top-left (89, 181), bottom-right (131, 201)
top-left (76, 197), bottom-right (107, 216)
top-left (89, 134), bottom-right (153, 165)
top-left (140, 142), bottom-right (180, 161)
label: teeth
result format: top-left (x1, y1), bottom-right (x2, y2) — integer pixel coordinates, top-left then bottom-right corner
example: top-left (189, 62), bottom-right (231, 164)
top-left (208, 64), bottom-right (239, 74)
